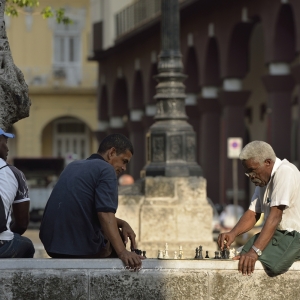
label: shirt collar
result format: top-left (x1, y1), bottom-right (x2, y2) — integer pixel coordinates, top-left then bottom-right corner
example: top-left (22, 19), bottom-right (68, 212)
top-left (270, 157), bottom-right (282, 177)
top-left (0, 158), bottom-right (6, 167)
top-left (86, 153), bottom-right (106, 162)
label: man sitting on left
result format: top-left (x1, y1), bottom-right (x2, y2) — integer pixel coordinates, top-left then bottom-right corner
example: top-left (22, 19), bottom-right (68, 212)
top-left (0, 128), bottom-right (34, 258)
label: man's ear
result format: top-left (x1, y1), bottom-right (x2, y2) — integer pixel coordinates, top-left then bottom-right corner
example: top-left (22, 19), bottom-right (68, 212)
top-left (107, 147), bottom-right (116, 160)
top-left (264, 159), bottom-right (272, 166)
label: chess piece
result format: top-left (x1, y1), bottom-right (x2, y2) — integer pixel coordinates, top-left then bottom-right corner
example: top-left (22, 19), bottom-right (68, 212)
top-left (179, 245), bottom-right (183, 259)
top-left (198, 246), bottom-right (203, 259)
top-left (195, 248), bottom-right (199, 259)
top-left (174, 251), bottom-right (178, 259)
top-left (229, 248), bottom-right (236, 259)
top-left (164, 243), bottom-right (169, 258)
top-left (205, 251), bottom-right (209, 259)
top-left (214, 251), bottom-right (218, 259)
top-left (143, 251), bottom-right (147, 258)
top-left (158, 250), bottom-right (164, 259)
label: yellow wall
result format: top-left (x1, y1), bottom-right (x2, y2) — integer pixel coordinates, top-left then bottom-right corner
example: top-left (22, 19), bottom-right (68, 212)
top-left (5, 0), bottom-right (99, 159)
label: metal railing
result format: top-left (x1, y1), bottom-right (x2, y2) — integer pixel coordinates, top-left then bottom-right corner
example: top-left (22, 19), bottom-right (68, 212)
top-left (116, 0), bottom-right (186, 38)
top-left (19, 65), bottom-right (98, 89)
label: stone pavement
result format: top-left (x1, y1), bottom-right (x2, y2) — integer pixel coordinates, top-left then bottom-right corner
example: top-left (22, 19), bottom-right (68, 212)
top-left (23, 227), bottom-right (49, 258)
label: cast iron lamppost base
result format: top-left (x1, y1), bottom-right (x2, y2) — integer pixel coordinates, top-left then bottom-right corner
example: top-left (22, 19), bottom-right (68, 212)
top-left (143, 0), bottom-right (202, 177)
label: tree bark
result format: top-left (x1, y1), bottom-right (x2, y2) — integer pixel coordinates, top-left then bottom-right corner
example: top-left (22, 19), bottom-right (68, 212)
top-left (0, 0), bottom-right (31, 131)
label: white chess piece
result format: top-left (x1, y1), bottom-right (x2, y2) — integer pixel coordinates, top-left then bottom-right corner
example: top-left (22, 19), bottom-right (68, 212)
top-left (158, 250), bottom-right (164, 259)
top-left (174, 251), bottom-right (178, 259)
top-left (229, 248), bottom-right (236, 259)
top-left (179, 245), bottom-right (183, 259)
top-left (164, 243), bottom-right (169, 258)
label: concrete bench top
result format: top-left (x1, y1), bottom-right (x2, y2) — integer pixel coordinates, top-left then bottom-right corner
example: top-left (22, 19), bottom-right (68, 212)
top-left (1, 258), bottom-right (300, 270)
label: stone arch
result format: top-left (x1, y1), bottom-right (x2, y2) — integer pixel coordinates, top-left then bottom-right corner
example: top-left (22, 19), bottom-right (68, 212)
top-left (132, 70), bottom-right (144, 109)
top-left (99, 85), bottom-right (109, 121)
top-left (41, 116), bottom-right (94, 159)
top-left (184, 47), bottom-right (199, 93)
top-left (111, 78), bottom-right (129, 116)
top-left (226, 21), bottom-right (258, 78)
top-left (203, 37), bottom-right (221, 86)
top-left (273, 4), bottom-right (296, 62)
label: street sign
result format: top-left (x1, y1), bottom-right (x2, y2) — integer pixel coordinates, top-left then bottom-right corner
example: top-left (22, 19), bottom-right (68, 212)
top-left (227, 137), bottom-right (243, 159)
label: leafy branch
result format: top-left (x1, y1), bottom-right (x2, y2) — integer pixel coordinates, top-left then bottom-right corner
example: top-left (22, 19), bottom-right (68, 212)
top-left (5, 0), bottom-right (72, 24)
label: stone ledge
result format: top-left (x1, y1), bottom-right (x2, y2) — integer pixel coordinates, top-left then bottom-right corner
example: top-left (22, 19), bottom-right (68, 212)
top-left (1, 259), bottom-right (300, 299)
top-left (1, 258), bottom-right (300, 270)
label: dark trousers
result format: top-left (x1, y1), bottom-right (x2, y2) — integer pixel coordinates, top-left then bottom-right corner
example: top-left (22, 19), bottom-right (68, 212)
top-left (0, 233), bottom-right (35, 258)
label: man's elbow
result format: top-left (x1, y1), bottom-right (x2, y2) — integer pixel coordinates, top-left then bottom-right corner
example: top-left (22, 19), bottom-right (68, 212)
top-left (13, 219), bottom-right (29, 235)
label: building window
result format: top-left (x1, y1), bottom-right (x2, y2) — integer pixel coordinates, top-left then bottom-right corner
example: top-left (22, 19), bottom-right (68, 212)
top-left (53, 118), bottom-right (90, 160)
top-left (53, 21), bottom-right (82, 86)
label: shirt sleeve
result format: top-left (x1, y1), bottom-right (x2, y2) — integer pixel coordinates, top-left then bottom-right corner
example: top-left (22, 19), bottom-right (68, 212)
top-left (8, 166), bottom-right (30, 203)
top-left (270, 165), bottom-right (295, 208)
top-left (94, 166), bottom-right (118, 213)
top-left (249, 187), bottom-right (262, 213)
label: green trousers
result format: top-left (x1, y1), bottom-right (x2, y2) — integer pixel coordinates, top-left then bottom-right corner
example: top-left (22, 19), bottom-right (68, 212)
top-left (241, 229), bottom-right (300, 276)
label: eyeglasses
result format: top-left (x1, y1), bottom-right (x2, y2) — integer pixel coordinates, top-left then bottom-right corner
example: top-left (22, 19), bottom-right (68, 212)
top-left (244, 165), bottom-right (262, 178)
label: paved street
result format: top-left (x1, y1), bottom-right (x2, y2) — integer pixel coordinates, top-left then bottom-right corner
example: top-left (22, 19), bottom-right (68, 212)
top-left (23, 226), bottom-right (49, 258)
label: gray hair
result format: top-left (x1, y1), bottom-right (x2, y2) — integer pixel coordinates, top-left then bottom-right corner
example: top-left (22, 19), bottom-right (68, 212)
top-left (239, 141), bottom-right (276, 165)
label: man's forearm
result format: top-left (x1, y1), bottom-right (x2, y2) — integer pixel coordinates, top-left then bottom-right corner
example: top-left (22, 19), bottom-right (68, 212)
top-left (230, 209), bottom-right (259, 237)
top-left (251, 206), bottom-right (283, 251)
top-left (10, 222), bottom-right (27, 235)
top-left (98, 212), bottom-right (126, 255)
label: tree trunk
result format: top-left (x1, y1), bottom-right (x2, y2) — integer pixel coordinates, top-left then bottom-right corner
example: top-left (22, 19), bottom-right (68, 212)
top-left (0, 0), bottom-right (31, 131)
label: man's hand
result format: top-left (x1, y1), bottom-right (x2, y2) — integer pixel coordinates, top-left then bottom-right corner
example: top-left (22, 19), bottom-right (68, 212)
top-left (119, 221), bottom-right (137, 250)
top-left (233, 248), bottom-right (258, 275)
top-left (118, 249), bottom-right (144, 270)
top-left (217, 232), bottom-right (236, 250)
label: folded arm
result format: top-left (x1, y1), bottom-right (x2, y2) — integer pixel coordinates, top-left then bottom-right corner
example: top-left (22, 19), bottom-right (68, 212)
top-left (10, 201), bottom-right (30, 235)
top-left (98, 212), bottom-right (142, 269)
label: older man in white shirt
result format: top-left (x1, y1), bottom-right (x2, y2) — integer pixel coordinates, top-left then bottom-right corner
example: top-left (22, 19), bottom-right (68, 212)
top-left (218, 141), bottom-right (300, 276)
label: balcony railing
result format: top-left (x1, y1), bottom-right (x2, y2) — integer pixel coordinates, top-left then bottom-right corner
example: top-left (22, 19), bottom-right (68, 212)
top-left (19, 65), bottom-right (98, 89)
top-left (115, 0), bottom-right (186, 38)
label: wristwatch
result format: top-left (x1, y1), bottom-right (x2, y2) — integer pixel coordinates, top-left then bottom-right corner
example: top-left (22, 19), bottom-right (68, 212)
top-left (252, 245), bottom-right (262, 256)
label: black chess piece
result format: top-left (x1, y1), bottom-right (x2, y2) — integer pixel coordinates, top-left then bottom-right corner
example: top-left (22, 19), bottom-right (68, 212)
top-left (198, 246), bottom-right (203, 260)
top-left (142, 251), bottom-right (147, 258)
top-left (195, 248), bottom-right (199, 259)
top-left (221, 249), bottom-right (225, 259)
top-left (224, 249), bottom-right (229, 259)
top-left (205, 251), bottom-right (209, 259)
top-left (214, 251), bottom-right (218, 259)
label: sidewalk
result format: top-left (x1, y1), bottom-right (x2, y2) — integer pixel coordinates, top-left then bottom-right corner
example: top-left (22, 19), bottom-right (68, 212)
top-left (23, 226), bottom-right (49, 258)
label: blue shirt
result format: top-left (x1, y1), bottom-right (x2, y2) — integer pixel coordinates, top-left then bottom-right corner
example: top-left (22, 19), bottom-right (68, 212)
top-left (39, 154), bottom-right (118, 255)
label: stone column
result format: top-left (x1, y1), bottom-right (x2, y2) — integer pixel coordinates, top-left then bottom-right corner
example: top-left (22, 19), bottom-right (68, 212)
top-left (0, 0), bottom-right (31, 130)
top-left (94, 120), bottom-right (109, 144)
top-left (198, 86), bottom-right (221, 204)
top-left (262, 63), bottom-right (295, 160)
top-left (292, 64), bottom-right (300, 163)
top-left (127, 109), bottom-right (145, 180)
top-left (185, 93), bottom-right (201, 164)
top-left (107, 116), bottom-right (128, 136)
top-left (219, 78), bottom-right (250, 206)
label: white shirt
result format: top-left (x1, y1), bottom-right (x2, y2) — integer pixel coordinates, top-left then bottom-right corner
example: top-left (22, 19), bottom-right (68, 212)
top-left (249, 158), bottom-right (300, 233)
top-left (0, 158), bottom-right (30, 240)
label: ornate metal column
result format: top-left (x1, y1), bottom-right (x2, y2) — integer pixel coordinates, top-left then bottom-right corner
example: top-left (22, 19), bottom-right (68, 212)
top-left (143, 0), bottom-right (202, 177)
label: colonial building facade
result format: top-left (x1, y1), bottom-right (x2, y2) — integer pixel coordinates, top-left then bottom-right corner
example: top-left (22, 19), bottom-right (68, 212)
top-left (6, 0), bottom-right (98, 187)
top-left (91, 0), bottom-right (300, 208)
